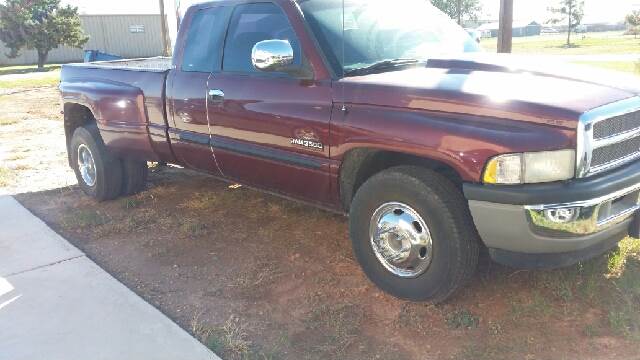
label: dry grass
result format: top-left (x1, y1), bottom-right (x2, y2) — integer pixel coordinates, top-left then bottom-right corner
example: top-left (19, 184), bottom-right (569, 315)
top-left (5, 153), bottom-right (26, 161)
top-left (220, 316), bottom-right (252, 355)
top-left (305, 302), bottom-right (365, 355)
top-left (0, 118), bottom-right (18, 126)
top-left (0, 167), bottom-right (15, 187)
top-left (190, 312), bottom-right (252, 358)
top-left (0, 87), bottom-right (75, 196)
top-left (61, 209), bottom-right (111, 229)
top-left (229, 260), bottom-right (282, 292)
top-left (180, 192), bottom-right (219, 211)
top-left (178, 219), bottom-right (208, 237)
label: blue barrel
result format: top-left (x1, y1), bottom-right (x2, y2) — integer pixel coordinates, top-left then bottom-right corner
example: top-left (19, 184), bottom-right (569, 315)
top-left (84, 50), bottom-right (123, 62)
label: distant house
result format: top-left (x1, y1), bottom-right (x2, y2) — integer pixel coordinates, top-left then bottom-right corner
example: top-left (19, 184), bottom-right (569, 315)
top-left (477, 21), bottom-right (542, 38)
top-left (583, 22), bottom-right (626, 32)
top-left (548, 22), bottom-right (625, 33)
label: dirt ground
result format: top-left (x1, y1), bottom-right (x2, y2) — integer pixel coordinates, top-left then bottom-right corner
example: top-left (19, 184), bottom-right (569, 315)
top-left (0, 86), bottom-right (76, 194)
top-left (3, 87), bottom-right (640, 360)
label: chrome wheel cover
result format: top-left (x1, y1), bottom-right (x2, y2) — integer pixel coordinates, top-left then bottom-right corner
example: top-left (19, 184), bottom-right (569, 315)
top-left (369, 202), bottom-right (433, 278)
top-left (77, 144), bottom-right (97, 187)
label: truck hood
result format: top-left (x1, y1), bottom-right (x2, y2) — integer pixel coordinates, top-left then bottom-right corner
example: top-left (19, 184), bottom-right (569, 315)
top-left (340, 53), bottom-right (638, 129)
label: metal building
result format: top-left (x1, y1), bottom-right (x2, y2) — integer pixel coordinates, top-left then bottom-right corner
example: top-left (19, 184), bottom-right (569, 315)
top-left (477, 21), bottom-right (542, 38)
top-left (0, 14), bottom-right (167, 66)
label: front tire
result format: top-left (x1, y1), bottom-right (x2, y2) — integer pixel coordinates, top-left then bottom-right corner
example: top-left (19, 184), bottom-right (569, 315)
top-left (70, 124), bottom-right (123, 201)
top-left (349, 166), bottom-right (479, 303)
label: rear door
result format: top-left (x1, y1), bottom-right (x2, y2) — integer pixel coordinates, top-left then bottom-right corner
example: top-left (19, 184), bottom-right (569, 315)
top-left (207, 2), bottom-right (334, 204)
top-left (166, 5), bottom-right (231, 172)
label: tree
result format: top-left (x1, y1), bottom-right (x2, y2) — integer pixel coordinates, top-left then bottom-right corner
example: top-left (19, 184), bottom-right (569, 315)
top-left (547, 0), bottom-right (585, 47)
top-left (431, 0), bottom-right (482, 26)
top-left (0, 0), bottom-right (89, 69)
top-left (626, 10), bottom-right (640, 39)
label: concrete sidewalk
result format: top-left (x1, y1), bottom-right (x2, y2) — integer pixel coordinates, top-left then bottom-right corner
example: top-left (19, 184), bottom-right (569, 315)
top-left (0, 196), bottom-right (220, 360)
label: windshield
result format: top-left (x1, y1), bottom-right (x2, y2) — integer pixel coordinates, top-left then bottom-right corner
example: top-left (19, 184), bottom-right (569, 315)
top-left (298, 0), bottom-right (480, 77)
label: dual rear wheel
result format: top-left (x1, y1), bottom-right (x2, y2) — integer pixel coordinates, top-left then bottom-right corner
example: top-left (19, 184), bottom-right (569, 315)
top-left (70, 124), bottom-right (148, 201)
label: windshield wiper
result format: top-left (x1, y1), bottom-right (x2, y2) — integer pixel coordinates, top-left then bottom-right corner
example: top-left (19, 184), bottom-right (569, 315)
top-left (343, 58), bottom-right (423, 77)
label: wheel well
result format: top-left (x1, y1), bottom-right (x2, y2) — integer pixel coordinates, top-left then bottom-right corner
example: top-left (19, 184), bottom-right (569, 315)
top-left (339, 148), bottom-right (463, 211)
top-left (64, 103), bottom-right (96, 163)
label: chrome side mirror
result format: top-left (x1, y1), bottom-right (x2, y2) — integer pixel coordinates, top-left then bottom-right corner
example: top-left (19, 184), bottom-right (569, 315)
top-left (251, 39), bottom-right (294, 72)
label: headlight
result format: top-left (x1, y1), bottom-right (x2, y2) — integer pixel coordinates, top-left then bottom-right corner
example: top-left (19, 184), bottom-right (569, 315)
top-left (483, 150), bottom-right (575, 184)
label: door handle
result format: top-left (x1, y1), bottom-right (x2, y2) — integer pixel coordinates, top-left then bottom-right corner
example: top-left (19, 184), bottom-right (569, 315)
top-left (208, 89), bottom-right (224, 104)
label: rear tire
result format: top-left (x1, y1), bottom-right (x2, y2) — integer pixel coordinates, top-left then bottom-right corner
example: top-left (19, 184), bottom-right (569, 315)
top-left (349, 166), bottom-right (479, 303)
top-left (70, 124), bottom-right (123, 201)
top-left (121, 159), bottom-right (148, 196)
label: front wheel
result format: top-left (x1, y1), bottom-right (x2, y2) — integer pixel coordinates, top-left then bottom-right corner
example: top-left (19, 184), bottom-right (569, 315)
top-left (70, 124), bottom-right (123, 201)
top-left (349, 166), bottom-right (479, 303)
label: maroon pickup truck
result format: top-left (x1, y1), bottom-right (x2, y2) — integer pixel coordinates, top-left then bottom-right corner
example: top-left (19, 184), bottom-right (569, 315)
top-left (60, 0), bottom-right (640, 302)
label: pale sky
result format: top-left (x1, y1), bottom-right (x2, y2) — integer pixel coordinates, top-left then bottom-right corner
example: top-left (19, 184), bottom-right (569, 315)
top-left (67, 0), bottom-right (638, 24)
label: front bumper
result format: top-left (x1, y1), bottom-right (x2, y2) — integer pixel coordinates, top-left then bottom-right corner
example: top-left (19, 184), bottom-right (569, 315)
top-left (463, 160), bottom-right (640, 268)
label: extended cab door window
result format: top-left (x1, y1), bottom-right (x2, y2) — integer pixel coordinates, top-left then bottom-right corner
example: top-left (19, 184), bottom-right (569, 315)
top-left (166, 5), bottom-right (231, 173)
top-left (222, 3), bottom-right (303, 75)
top-left (181, 6), bottom-right (230, 72)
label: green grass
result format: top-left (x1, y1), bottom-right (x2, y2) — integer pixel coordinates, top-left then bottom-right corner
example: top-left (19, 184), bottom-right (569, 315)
top-left (0, 70), bottom-right (60, 89)
top-left (481, 31), bottom-right (640, 55)
top-left (572, 61), bottom-right (639, 74)
top-left (121, 198), bottom-right (141, 210)
top-left (445, 308), bottom-right (480, 329)
top-left (604, 239), bottom-right (640, 339)
top-left (533, 238), bottom-right (640, 340)
top-left (0, 64), bottom-right (61, 76)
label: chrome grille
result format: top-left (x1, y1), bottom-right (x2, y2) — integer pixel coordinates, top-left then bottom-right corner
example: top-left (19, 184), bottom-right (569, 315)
top-left (593, 110), bottom-right (640, 140)
top-left (577, 97), bottom-right (640, 178)
top-left (591, 136), bottom-right (640, 167)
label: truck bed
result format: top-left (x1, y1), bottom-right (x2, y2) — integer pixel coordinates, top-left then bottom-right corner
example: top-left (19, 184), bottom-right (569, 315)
top-left (65, 57), bottom-right (173, 72)
top-left (60, 57), bottom-right (174, 163)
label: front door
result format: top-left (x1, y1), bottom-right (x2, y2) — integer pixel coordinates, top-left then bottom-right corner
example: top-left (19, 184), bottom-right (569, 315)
top-left (207, 2), bottom-right (333, 204)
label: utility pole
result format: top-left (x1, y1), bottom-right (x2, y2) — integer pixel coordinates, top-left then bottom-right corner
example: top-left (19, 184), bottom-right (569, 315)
top-left (566, 0), bottom-right (573, 46)
top-left (457, 0), bottom-right (462, 25)
top-left (159, 0), bottom-right (170, 56)
top-left (497, 0), bottom-right (513, 53)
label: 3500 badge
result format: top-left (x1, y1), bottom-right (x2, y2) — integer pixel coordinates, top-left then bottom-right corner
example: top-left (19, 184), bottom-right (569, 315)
top-left (290, 138), bottom-right (324, 151)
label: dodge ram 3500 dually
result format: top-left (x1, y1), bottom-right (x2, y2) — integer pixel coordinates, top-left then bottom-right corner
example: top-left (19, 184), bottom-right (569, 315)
top-left (60, 0), bottom-right (640, 302)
